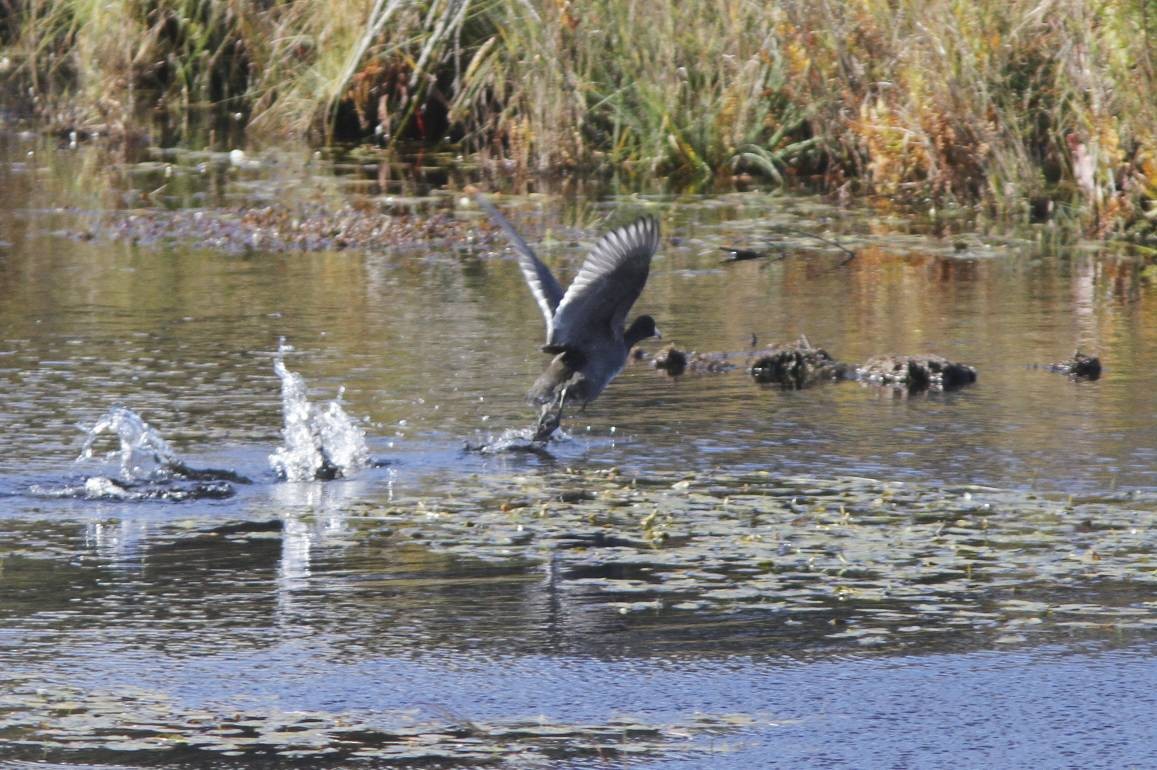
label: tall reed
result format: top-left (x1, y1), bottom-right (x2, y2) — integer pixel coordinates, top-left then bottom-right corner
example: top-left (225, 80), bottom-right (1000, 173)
top-left (5, 0), bottom-right (1155, 233)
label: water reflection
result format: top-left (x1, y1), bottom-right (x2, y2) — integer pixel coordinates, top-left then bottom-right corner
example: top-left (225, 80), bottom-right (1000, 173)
top-left (83, 518), bottom-right (152, 569)
top-left (1, 176), bottom-right (1153, 491)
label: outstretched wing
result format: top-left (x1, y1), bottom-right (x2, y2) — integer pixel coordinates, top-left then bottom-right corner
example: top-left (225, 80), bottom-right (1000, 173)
top-left (475, 194), bottom-right (565, 334)
top-left (549, 215), bottom-right (660, 348)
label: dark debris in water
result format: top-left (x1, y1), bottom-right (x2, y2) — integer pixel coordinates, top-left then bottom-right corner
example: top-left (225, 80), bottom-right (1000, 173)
top-left (645, 337), bottom-right (980, 392)
top-left (33, 460), bottom-right (249, 502)
top-left (749, 336), bottom-right (851, 388)
top-left (856, 353), bottom-right (978, 391)
top-left (203, 519), bottom-right (284, 537)
top-left (652, 345), bottom-right (688, 376)
top-left (1046, 350), bottom-right (1102, 380)
top-left (31, 475), bottom-right (237, 502)
top-left (650, 345), bottom-right (738, 377)
top-left (164, 459), bottom-right (252, 484)
top-left (719, 246), bottom-right (770, 262)
top-left (737, 336), bottom-right (977, 392)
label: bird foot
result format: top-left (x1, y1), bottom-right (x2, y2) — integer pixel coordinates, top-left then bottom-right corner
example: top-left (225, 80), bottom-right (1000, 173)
top-left (532, 390), bottom-right (568, 443)
top-left (532, 405), bottom-right (562, 443)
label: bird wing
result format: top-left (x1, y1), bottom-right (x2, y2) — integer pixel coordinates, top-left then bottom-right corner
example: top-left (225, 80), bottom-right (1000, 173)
top-left (475, 194), bottom-right (565, 334)
top-left (549, 215), bottom-right (659, 348)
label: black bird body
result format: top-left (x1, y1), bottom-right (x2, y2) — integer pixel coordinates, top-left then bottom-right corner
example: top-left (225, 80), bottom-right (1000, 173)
top-left (528, 314), bottom-right (659, 405)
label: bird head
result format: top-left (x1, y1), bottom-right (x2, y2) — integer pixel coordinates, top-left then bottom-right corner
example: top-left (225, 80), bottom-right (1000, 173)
top-left (625, 315), bottom-right (661, 347)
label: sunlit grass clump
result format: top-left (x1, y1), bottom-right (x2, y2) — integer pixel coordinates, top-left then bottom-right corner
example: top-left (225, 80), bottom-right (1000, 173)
top-left (4, 0), bottom-right (1156, 234)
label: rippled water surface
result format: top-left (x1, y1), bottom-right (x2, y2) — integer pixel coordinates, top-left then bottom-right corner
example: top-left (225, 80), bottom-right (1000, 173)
top-left (1, 134), bottom-right (1154, 768)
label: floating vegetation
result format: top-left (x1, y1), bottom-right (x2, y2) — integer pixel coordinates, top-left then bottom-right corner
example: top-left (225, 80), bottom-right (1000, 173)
top-left (94, 203), bottom-right (489, 255)
top-left (2, 466), bottom-right (1154, 763)
top-left (736, 337), bottom-right (978, 392)
top-left (366, 468), bottom-right (1156, 650)
top-left (269, 343), bottom-right (371, 481)
top-left (0, 681), bottom-right (746, 765)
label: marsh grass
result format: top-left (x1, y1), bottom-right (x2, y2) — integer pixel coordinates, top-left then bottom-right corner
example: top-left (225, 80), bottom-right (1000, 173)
top-left (4, 0), bottom-right (1156, 234)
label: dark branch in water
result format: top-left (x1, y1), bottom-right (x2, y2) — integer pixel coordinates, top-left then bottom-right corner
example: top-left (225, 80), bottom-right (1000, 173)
top-left (719, 247), bottom-right (780, 263)
top-left (767, 227), bottom-right (857, 267)
top-left (720, 228), bottom-right (855, 268)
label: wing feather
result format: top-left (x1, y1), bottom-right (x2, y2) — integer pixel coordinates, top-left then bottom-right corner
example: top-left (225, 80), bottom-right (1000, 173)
top-left (549, 216), bottom-right (660, 348)
top-left (476, 194), bottom-right (565, 334)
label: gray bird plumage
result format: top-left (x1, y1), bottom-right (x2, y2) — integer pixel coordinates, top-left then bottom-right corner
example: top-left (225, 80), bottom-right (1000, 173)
top-left (476, 194), bottom-right (661, 428)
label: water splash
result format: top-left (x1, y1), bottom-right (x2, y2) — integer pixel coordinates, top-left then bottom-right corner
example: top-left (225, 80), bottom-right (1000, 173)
top-left (45, 405), bottom-right (247, 501)
top-left (77, 406), bottom-right (177, 481)
top-left (269, 344), bottom-right (370, 481)
top-left (467, 426), bottom-right (572, 455)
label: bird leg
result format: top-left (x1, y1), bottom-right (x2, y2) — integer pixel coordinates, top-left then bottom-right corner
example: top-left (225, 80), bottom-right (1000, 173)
top-left (533, 404), bottom-right (560, 443)
top-left (533, 387), bottom-right (569, 443)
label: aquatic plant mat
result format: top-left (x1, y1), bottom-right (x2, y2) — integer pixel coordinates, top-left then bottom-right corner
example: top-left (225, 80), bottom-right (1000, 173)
top-left (381, 469), bottom-right (1155, 643)
top-left (98, 202), bottom-right (486, 255)
top-left (0, 682), bottom-right (747, 765)
top-left (1, 469), bottom-right (1153, 766)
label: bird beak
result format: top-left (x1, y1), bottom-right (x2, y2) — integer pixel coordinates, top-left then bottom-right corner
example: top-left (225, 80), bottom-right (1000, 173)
top-left (654, 327), bottom-right (662, 340)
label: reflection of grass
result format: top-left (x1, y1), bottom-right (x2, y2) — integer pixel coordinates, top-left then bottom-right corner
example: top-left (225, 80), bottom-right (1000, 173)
top-left (6, 0), bottom-right (1157, 234)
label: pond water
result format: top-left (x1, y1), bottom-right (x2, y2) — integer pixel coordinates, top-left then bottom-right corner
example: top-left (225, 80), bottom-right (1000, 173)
top-left (0, 132), bottom-right (1154, 768)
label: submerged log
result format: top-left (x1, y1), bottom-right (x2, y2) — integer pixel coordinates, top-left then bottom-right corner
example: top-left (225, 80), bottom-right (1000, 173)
top-left (856, 354), bottom-right (977, 391)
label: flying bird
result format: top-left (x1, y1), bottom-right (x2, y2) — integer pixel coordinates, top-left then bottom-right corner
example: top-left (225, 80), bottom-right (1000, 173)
top-left (476, 194), bottom-right (661, 439)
